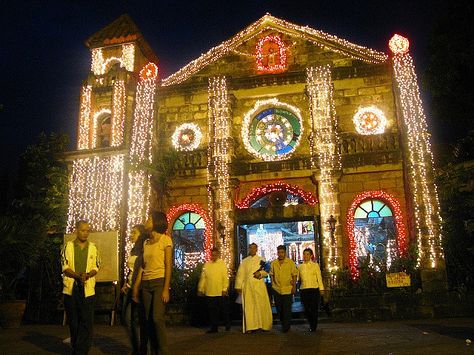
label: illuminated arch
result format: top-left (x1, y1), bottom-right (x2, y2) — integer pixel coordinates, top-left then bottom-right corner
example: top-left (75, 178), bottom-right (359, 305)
top-left (236, 181), bottom-right (317, 209)
top-left (346, 190), bottom-right (407, 278)
top-left (167, 203), bottom-right (212, 261)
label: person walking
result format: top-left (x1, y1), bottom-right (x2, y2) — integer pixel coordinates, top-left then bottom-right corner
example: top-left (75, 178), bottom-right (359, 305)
top-left (197, 247), bottom-right (231, 333)
top-left (270, 245), bottom-right (297, 333)
top-left (121, 224), bottom-right (148, 354)
top-left (298, 248), bottom-right (325, 332)
top-left (133, 211), bottom-right (172, 355)
top-left (61, 220), bottom-right (100, 355)
top-left (235, 243), bottom-right (272, 333)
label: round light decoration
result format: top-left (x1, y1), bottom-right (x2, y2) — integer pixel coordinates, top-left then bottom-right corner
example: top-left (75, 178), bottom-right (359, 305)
top-left (389, 34), bottom-right (410, 55)
top-left (353, 106), bottom-right (387, 135)
top-left (139, 62), bottom-right (158, 81)
top-left (242, 99), bottom-right (303, 161)
top-left (172, 123), bottom-right (202, 151)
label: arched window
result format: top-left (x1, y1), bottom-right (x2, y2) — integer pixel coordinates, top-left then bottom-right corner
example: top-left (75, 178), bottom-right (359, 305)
top-left (353, 199), bottom-right (397, 268)
top-left (172, 212), bottom-right (205, 269)
top-left (97, 114), bottom-right (111, 148)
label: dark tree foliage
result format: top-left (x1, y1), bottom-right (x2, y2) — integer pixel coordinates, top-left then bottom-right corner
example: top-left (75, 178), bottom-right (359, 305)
top-left (424, 0), bottom-right (474, 143)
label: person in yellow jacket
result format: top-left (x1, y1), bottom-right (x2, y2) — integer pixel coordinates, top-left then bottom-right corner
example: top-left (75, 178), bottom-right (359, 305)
top-left (61, 220), bottom-right (100, 354)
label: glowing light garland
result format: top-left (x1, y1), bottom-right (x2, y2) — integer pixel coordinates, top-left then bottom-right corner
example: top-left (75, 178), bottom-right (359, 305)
top-left (162, 14), bottom-right (387, 86)
top-left (256, 34), bottom-right (287, 73)
top-left (167, 204), bottom-right (213, 261)
top-left (125, 62), bottom-right (158, 265)
top-left (208, 76), bottom-right (233, 271)
top-left (307, 65), bottom-right (341, 272)
top-left (91, 43), bottom-right (136, 75)
top-left (389, 34), bottom-right (410, 55)
top-left (171, 123), bottom-right (203, 151)
top-left (111, 80), bottom-right (126, 146)
top-left (346, 190), bottom-right (407, 278)
top-left (353, 106), bottom-right (387, 135)
top-left (390, 34), bottom-right (444, 268)
top-left (66, 154), bottom-right (125, 233)
top-left (235, 181), bottom-right (317, 209)
top-left (242, 98), bottom-right (303, 161)
top-left (78, 86), bottom-right (92, 150)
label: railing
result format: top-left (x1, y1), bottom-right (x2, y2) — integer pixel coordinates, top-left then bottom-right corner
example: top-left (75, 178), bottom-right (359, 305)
top-left (174, 149), bottom-right (208, 177)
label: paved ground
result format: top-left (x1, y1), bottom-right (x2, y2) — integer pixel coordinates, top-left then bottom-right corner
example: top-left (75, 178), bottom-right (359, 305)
top-left (0, 318), bottom-right (473, 354)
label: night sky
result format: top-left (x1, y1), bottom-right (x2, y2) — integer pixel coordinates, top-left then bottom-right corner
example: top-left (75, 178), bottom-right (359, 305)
top-left (1, 0), bottom-right (443, 176)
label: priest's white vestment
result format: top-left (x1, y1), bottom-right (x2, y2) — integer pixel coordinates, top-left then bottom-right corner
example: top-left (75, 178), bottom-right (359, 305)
top-left (235, 255), bottom-right (273, 333)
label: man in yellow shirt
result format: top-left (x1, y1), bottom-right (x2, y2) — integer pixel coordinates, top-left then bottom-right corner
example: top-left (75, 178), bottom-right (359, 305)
top-left (198, 247), bottom-right (231, 333)
top-left (270, 245), bottom-right (298, 333)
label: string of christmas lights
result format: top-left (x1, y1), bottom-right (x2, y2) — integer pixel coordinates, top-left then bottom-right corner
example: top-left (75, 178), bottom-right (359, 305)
top-left (66, 154), bottom-right (125, 233)
top-left (78, 86), bottom-right (92, 150)
top-left (125, 62), bottom-right (159, 267)
top-left (390, 34), bottom-right (444, 268)
top-left (307, 65), bottom-right (341, 272)
top-left (208, 76), bottom-right (233, 271)
top-left (167, 204), bottom-right (213, 261)
top-left (91, 43), bottom-right (135, 75)
top-left (235, 181), bottom-right (317, 209)
top-left (162, 14), bottom-right (387, 86)
top-left (346, 190), bottom-right (407, 278)
top-left (111, 80), bottom-right (126, 146)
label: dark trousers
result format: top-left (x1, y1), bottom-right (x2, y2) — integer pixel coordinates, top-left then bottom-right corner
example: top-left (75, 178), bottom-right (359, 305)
top-left (206, 296), bottom-right (231, 331)
top-left (122, 291), bottom-right (148, 355)
top-left (300, 288), bottom-right (320, 330)
top-left (273, 291), bottom-right (292, 332)
top-left (141, 278), bottom-right (168, 355)
top-left (64, 283), bottom-right (95, 355)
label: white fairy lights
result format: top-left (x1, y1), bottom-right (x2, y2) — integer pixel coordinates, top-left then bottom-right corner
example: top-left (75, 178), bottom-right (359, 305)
top-left (307, 65), bottom-right (341, 272)
top-left (390, 34), bottom-right (444, 268)
top-left (111, 80), bottom-right (126, 147)
top-left (171, 123), bottom-right (203, 151)
top-left (78, 86), bottom-right (92, 150)
top-left (91, 43), bottom-right (136, 75)
top-left (353, 106), bottom-right (387, 135)
top-left (66, 154), bottom-right (125, 233)
top-left (208, 76), bottom-right (233, 271)
top-left (162, 14), bottom-right (387, 86)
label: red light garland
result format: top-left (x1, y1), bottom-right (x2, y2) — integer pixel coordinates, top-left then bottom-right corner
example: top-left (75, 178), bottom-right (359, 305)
top-left (346, 190), bottom-right (407, 279)
top-left (167, 203), bottom-right (213, 261)
top-left (256, 35), bottom-right (287, 73)
top-left (235, 181), bottom-right (317, 209)
top-left (139, 62), bottom-right (158, 81)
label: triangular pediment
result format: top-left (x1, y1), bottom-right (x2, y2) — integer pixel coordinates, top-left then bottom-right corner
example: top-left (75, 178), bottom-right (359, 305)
top-left (162, 14), bottom-right (388, 86)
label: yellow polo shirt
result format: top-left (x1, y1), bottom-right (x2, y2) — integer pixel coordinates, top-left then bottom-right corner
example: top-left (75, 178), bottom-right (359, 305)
top-left (270, 257), bottom-right (298, 295)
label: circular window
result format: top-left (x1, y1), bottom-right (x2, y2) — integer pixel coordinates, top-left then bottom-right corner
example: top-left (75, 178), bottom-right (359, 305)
top-left (242, 99), bottom-right (303, 161)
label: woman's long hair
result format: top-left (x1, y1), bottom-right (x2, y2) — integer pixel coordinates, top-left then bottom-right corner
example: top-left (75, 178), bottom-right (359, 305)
top-left (130, 224), bottom-right (147, 256)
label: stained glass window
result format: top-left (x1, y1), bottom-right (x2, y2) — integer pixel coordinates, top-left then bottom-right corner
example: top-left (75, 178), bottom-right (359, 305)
top-left (172, 212), bottom-right (205, 269)
top-left (353, 199), bottom-right (397, 269)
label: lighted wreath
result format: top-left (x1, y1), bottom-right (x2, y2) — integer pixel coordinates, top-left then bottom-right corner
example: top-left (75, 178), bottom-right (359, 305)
top-left (256, 34), bottom-right (288, 73)
top-left (242, 98), bottom-right (303, 161)
top-left (389, 34), bottom-right (410, 55)
top-left (353, 106), bottom-right (387, 135)
top-left (171, 123), bottom-right (202, 151)
top-left (139, 62), bottom-right (158, 81)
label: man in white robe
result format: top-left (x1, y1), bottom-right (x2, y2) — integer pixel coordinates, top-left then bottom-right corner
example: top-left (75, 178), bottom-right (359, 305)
top-left (235, 243), bottom-right (273, 333)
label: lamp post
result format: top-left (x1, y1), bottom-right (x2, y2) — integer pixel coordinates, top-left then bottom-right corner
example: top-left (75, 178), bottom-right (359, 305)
top-left (327, 215), bottom-right (337, 245)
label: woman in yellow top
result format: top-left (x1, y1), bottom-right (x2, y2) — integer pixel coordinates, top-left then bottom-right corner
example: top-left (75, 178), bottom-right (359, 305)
top-left (133, 211), bottom-right (172, 355)
top-left (298, 248), bottom-right (325, 332)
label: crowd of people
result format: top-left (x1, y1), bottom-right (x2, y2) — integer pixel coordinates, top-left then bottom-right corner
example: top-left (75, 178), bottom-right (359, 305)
top-left (61, 215), bottom-right (326, 354)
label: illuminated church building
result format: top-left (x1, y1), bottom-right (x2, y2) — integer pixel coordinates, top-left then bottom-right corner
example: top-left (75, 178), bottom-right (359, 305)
top-left (65, 14), bottom-right (445, 288)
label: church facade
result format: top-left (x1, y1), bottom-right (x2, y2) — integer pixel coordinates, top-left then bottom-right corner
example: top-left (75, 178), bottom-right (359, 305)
top-left (65, 14), bottom-right (445, 288)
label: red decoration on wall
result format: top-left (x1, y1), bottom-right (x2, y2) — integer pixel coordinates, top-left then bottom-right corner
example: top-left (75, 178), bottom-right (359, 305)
top-left (346, 190), bottom-right (407, 279)
top-left (167, 203), bottom-right (213, 261)
top-left (256, 35), bottom-right (288, 73)
top-left (235, 181), bottom-right (317, 209)
top-left (139, 62), bottom-right (159, 81)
